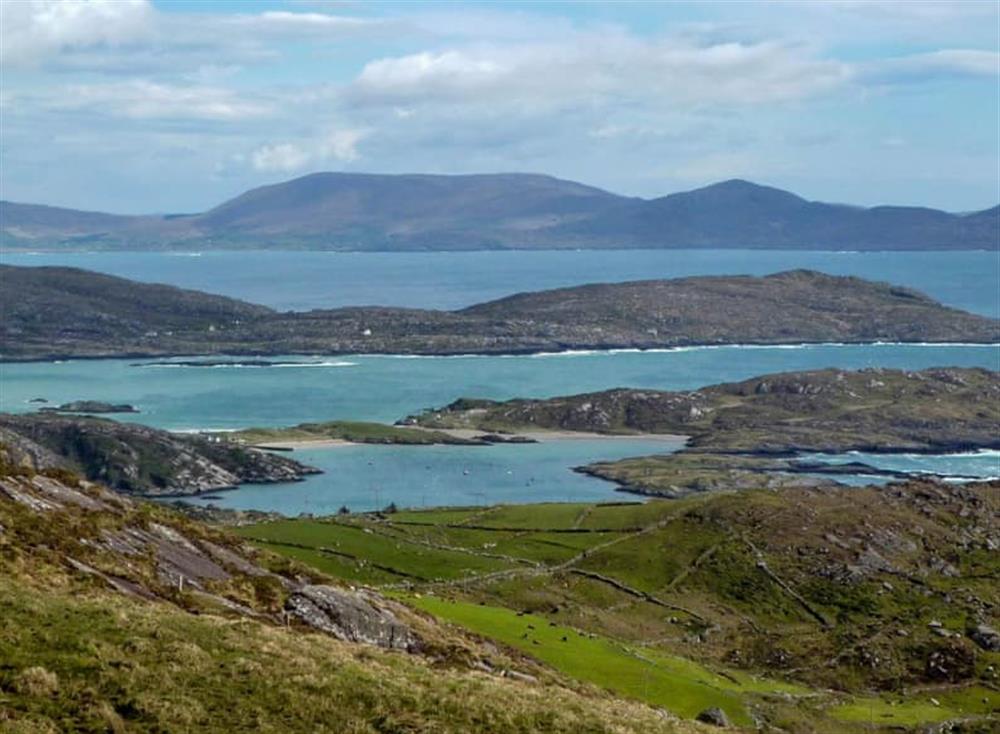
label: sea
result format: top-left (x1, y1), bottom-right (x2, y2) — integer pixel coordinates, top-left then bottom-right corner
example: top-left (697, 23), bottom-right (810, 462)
top-left (2, 249), bottom-right (998, 511)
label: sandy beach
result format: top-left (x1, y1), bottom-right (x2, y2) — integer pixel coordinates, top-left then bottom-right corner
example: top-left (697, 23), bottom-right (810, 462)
top-left (252, 428), bottom-right (688, 451)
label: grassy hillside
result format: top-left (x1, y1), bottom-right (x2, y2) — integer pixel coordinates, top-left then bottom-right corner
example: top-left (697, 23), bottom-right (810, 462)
top-left (236, 480), bottom-right (1000, 732)
top-left (0, 454), bottom-right (699, 734)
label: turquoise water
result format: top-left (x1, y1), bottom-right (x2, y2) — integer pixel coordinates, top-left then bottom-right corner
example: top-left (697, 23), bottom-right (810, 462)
top-left (3, 249), bottom-right (998, 316)
top-left (183, 439), bottom-right (683, 514)
top-left (3, 345), bottom-right (997, 512)
top-left (3, 345), bottom-right (997, 429)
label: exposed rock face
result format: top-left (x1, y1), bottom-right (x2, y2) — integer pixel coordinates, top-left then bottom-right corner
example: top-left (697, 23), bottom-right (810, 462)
top-left (0, 413), bottom-right (320, 496)
top-left (286, 585), bottom-right (417, 651)
top-left (0, 465), bottom-right (418, 652)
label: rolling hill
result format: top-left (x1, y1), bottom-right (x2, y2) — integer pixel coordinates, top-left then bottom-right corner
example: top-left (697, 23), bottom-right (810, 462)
top-left (2, 266), bottom-right (997, 360)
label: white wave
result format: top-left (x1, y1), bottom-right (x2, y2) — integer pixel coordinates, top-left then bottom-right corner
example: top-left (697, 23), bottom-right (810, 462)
top-left (271, 361), bottom-right (357, 368)
top-left (137, 360), bottom-right (356, 369)
top-left (171, 427), bottom-right (241, 434)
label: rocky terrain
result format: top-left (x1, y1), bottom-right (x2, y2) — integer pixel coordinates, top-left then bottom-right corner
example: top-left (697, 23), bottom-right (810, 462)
top-left (3, 174), bottom-right (997, 251)
top-left (412, 367), bottom-right (1000, 452)
top-left (0, 453), bottom-right (690, 733)
top-left (3, 266), bottom-right (997, 360)
top-left (410, 366), bottom-right (1000, 497)
top-left (0, 413), bottom-right (320, 496)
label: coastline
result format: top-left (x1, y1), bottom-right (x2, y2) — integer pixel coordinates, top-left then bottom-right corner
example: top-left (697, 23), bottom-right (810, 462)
top-left (3, 340), bottom-right (999, 365)
top-left (252, 429), bottom-right (689, 451)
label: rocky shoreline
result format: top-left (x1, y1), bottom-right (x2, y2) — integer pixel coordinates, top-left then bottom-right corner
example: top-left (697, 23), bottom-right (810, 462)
top-left (412, 367), bottom-right (1000, 497)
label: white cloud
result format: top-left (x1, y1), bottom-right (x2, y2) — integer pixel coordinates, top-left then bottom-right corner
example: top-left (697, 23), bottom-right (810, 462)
top-left (251, 128), bottom-right (368, 172)
top-left (251, 143), bottom-right (312, 173)
top-left (0, 0), bottom-right (154, 66)
top-left (53, 81), bottom-right (272, 121)
top-left (224, 10), bottom-right (380, 35)
top-left (353, 38), bottom-right (852, 111)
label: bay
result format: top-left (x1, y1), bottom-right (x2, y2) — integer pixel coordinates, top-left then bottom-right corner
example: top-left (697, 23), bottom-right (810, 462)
top-left (183, 439), bottom-right (684, 515)
top-left (3, 344), bottom-right (997, 512)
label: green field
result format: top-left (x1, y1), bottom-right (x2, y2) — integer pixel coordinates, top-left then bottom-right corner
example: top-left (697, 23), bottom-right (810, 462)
top-left (410, 596), bottom-right (809, 727)
top-left (238, 490), bottom-right (1000, 732)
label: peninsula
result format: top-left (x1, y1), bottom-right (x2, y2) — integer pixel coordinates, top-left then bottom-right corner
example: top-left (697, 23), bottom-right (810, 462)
top-left (2, 266), bottom-right (996, 361)
top-left (408, 366), bottom-right (1000, 496)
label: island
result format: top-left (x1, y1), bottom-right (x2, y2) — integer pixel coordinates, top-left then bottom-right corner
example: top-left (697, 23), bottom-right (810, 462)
top-left (39, 400), bottom-right (140, 414)
top-left (2, 266), bottom-right (997, 361)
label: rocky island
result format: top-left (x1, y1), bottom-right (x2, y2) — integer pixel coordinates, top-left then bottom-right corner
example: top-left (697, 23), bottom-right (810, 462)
top-left (39, 400), bottom-right (140, 414)
top-left (409, 367), bottom-right (1000, 496)
top-left (2, 265), bottom-right (997, 361)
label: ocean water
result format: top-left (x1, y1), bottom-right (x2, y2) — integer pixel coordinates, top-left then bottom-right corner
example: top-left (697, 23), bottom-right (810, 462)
top-left (4, 345), bottom-right (998, 429)
top-left (2, 249), bottom-right (997, 511)
top-left (2, 249), bottom-right (998, 316)
top-left (3, 344), bottom-right (998, 512)
top-left (182, 439), bottom-right (685, 515)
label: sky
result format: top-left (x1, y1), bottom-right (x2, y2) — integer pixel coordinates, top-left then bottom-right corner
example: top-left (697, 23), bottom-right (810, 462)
top-left (1, 0), bottom-right (998, 214)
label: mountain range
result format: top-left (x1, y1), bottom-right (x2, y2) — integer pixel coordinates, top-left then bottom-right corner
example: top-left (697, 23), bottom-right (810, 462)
top-left (2, 174), bottom-right (997, 250)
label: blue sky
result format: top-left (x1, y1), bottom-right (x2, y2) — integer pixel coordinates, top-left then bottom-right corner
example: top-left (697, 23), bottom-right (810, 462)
top-left (1, 0), bottom-right (997, 213)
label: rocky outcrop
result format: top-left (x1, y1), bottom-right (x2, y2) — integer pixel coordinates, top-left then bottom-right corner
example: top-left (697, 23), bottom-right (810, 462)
top-left (0, 466), bottom-right (418, 653)
top-left (286, 585), bottom-right (417, 651)
top-left (0, 413), bottom-right (320, 496)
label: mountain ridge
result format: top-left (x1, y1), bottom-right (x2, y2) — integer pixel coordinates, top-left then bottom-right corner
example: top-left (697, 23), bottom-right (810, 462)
top-left (3, 173), bottom-right (996, 250)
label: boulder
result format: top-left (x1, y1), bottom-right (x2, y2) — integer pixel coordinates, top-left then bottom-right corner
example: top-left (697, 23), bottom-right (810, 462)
top-left (695, 707), bottom-right (730, 727)
top-left (286, 585), bottom-right (416, 651)
top-left (969, 624), bottom-right (1000, 652)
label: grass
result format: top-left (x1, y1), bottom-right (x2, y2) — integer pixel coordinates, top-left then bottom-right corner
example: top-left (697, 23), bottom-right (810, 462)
top-left (235, 520), bottom-right (516, 582)
top-left (410, 596), bottom-right (808, 726)
top-left (830, 686), bottom-right (998, 726)
top-left (0, 580), bottom-right (696, 734)
top-left (230, 483), bottom-right (1000, 731)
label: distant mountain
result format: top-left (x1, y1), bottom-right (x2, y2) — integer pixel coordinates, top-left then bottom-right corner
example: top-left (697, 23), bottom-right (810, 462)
top-left (3, 265), bottom-right (996, 360)
top-left (1, 174), bottom-right (997, 250)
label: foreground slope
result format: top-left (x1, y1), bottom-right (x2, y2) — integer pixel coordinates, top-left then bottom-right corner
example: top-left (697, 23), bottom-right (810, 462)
top-left (0, 454), bottom-right (695, 734)
top-left (3, 175), bottom-right (997, 250)
top-left (239, 479), bottom-right (1000, 732)
top-left (2, 266), bottom-right (996, 360)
